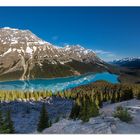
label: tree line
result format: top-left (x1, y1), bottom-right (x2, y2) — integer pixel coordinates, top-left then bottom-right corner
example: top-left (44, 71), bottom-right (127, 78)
top-left (0, 81), bottom-right (139, 102)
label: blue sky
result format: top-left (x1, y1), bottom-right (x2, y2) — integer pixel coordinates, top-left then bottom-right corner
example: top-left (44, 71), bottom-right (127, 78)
top-left (0, 7), bottom-right (140, 61)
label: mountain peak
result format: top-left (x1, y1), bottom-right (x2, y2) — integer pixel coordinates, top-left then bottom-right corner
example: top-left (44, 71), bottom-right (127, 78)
top-left (2, 27), bottom-right (19, 30)
top-left (0, 27), bottom-right (51, 46)
top-left (63, 44), bottom-right (95, 55)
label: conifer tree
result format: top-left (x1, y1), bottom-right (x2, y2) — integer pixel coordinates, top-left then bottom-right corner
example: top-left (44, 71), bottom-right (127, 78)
top-left (116, 91), bottom-right (120, 102)
top-left (111, 93), bottom-right (116, 103)
top-left (49, 120), bottom-right (52, 127)
top-left (42, 91), bottom-right (46, 99)
top-left (95, 95), bottom-right (100, 108)
top-left (79, 97), bottom-right (88, 122)
top-left (4, 110), bottom-right (15, 133)
top-left (0, 110), bottom-right (10, 133)
top-left (90, 99), bottom-right (99, 118)
top-left (69, 101), bottom-right (80, 120)
top-left (37, 103), bottom-right (49, 132)
top-left (136, 92), bottom-right (140, 100)
top-left (26, 92), bottom-right (30, 101)
top-left (54, 116), bottom-right (60, 123)
top-left (0, 110), bottom-right (4, 133)
top-left (80, 96), bottom-right (99, 122)
top-left (34, 93), bottom-right (39, 101)
top-left (97, 94), bottom-right (102, 108)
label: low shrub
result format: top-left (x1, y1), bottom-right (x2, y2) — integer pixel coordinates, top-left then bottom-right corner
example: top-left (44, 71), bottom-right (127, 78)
top-left (113, 106), bottom-right (133, 123)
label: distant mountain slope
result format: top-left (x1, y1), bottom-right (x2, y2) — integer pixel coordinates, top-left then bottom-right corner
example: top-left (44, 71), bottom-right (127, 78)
top-left (0, 27), bottom-right (111, 81)
top-left (109, 57), bottom-right (140, 84)
top-left (111, 57), bottom-right (140, 69)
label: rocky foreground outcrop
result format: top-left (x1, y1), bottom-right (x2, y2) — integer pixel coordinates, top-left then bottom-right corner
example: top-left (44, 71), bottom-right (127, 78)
top-left (1, 97), bottom-right (140, 134)
top-left (42, 116), bottom-right (118, 134)
top-left (43, 99), bottom-right (140, 134)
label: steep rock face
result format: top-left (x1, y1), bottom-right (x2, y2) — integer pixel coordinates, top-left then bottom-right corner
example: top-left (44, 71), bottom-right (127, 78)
top-left (0, 27), bottom-right (109, 81)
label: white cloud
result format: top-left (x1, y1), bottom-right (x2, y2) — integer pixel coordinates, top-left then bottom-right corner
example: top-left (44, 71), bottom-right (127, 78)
top-left (94, 49), bottom-right (112, 55)
top-left (94, 49), bottom-right (117, 61)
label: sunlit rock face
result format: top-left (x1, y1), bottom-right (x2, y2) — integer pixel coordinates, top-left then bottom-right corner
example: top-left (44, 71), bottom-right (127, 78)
top-left (0, 27), bottom-right (109, 81)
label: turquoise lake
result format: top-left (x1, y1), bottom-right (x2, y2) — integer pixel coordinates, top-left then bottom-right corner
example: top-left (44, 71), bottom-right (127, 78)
top-left (0, 72), bottom-right (119, 92)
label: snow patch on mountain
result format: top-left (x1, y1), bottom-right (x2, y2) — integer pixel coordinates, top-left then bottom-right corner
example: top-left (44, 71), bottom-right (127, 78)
top-left (113, 57), bottom-right (140, 63)
top-left (26, 46), bottom-right (33, 55)
top-left (3, 27), bottom-right (18, 30)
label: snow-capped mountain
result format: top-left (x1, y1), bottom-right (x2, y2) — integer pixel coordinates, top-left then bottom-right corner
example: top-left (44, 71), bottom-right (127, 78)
top-left (111, 57), bottom-right (140, 69)
top-left (0, 27), bottom-right (109, 81)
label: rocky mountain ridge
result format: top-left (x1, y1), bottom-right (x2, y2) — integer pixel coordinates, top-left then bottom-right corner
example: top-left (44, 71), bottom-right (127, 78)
top-left (111, 57), bottom-right (140, 69)
top-left (0, 27), bottom-right (110, 81)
